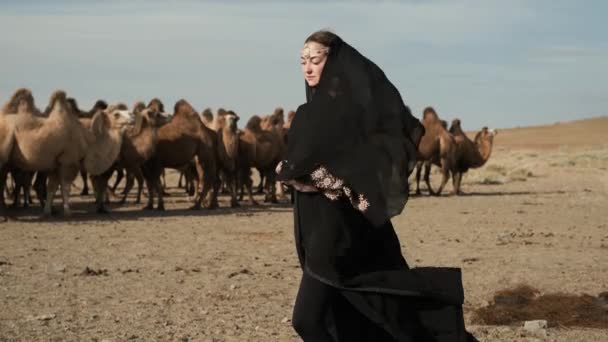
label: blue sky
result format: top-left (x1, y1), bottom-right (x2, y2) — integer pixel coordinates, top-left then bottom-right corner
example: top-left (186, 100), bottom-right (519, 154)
top-left (1, 0), bottom-right (606, 130)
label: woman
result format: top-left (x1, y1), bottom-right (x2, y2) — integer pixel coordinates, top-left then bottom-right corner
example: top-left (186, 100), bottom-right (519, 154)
top-left (276, 30), bottom-right (476, 341)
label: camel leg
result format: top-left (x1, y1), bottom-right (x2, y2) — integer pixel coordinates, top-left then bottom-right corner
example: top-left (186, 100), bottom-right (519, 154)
top-left (264, 170), bottom-right (278, 204)
top-left (111, 167), bottom-right (124, 193)
top-left (0, 167), bottom-right (8, 211)
top-left (414, 161), bottom-right (423, 195)
top-left (143, 177), bottom-right (155, 210)
top-left (276, 181), bottom-right (286, 201)
top-left (228, 172), bottom-right (239, 208)
top-left (60, 167), bottom-right (78, 217)
top-left (33, 172), bottom-right (47, 207)
top-left (23, 172), bottom-right (34, 208)
top-left (454, 172), bottom-right (464, 195)
top-left (10, 171), bottom-right (23, 209)
top-left (135, 169), bottom-right (144, 204)
top-left (177, 171), bottom-right (184, 189)
top-left (44, 173), bottom-right (60, 216)
top-left (255, 169), bottom-right (265, 194)
top-left (423, 161), bottom-right (437, 196)
top-left (79, 169), bottom-right (89, 196)
top-left (121, 168), bottom-right (135, 204)
top-left (434, 159), bottom-right (450, 196)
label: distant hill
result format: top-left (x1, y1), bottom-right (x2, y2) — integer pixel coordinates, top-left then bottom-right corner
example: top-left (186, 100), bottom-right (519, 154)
top-left (465, 116), bottom-right (608, 150)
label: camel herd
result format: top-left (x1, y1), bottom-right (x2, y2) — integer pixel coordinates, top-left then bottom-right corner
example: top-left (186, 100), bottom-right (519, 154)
top-left (0, 88), bottom-right (495, 218)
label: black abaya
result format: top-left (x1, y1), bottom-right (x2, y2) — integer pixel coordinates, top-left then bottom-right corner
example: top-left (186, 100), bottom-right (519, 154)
top-left (279, 34), bottom-right (475, 341)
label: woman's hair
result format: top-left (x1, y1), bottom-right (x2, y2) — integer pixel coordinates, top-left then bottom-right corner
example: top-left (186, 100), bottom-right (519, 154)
top-left (305, 30), bottom-right (340, 48)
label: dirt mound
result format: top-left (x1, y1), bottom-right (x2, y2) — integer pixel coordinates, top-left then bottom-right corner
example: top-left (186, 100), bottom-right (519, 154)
top-left (473, 284), bottom-right (608, 328)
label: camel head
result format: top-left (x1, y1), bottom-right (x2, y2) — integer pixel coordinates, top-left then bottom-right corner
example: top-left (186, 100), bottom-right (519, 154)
top-left (144, 107), bottom-right (172, 127)
top-left (132, 101), bottom-right (146, 114)
top-left (449, 118), bottom-right (464, 135)
top-left (287, 110), bottom-right (295, 123)
top-left (474, 126), bottom-right (497, 145)
top-left (147, 98), bottom-right (165, 113)
top-left (218, 110), bottom-right (239, 132)
top-left (440, 120), bottom-right (448, 130)
top-left (94, 104), bottom-right (135, 136)
top-left (2, 88), bottom-right (35, 114)
top-left (422, 106), bottom-right (438, 121)
top-left (201, 108), bottom-right (213, 124)
top-left (92, 99), bottom-right (108, 112)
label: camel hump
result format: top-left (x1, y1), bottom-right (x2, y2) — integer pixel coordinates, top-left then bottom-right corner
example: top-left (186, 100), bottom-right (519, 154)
top-left (2, 88), bottom-right (34, 114)
top-left (246, 115), bottom-right (262, 131)
top-left (173, 99), bottom-right (196, 116)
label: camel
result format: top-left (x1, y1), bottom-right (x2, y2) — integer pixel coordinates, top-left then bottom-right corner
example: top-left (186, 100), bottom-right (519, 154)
top-left (113, 101), bottom-right (170, 204)
top-left (0, 89), bottom-right (27, 213)
top-left (142, 99), bottom-right (217, 211)
top-left (80, 104), bottom-right (134, 212)
top-left (414, 106), bottom-right (456, 196)
top-left (448, 119), bottom-right (497, 195)
top-left (239, 113), bottom-right (284, 203)
top-left (68, 97), bottom-right (109, 196)
top-left (0, 90), bottom-right (50, 212)
top-left (215, 110), bottom-right (240, 207)
top-left (9, 90), bottom-right (90, 216)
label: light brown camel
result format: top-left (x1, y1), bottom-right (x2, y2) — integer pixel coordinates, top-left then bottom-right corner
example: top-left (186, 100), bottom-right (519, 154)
top-left (80, 104), bottom-right (134, 213)
top-left (448, 119), bottom-right (497, 195)
top-left (114, 101), bottom-right (170, 204)
top-left (0, 89), bottom-right (29, 213)
top-left (414, 106), bottom-right (456, 196)
top-left (142, 99), bottom-right (217, 211)
top-left (10, 90), bottom-right (89, 216)
top-left (239, 114), bottom-right (284, 203)
top-left (68, 97), bottom-right (109, 196)
top-left (215, 110), bottom-right (240, 207)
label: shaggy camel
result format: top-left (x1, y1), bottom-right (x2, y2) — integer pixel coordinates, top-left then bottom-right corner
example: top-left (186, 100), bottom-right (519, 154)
top-left (0, 89), bottom-right (28, 213)
top-left (0, 90), bottom-right (49, 212)
top-left (215, 110), bottom-right (240, 207)
top-left (448, 119), bottom-right (497, 195)
top-left (68, 97), bottom-right (109, 196)
top-left (80, 104), bottom-right (134, 212)
top-left (114, 102), bottom-right (170, 204)
top-left (9, 90), bottom-right (89, 216)
top-left (414, 106), bottom-right (456, 196)
top-left (239, 113), bottom-right (284, 203)
top-left (142, 99), bottom-right (217, 211)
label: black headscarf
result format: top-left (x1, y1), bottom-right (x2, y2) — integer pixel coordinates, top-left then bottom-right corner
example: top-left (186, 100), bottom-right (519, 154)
top-left (277, 35), bottom-right (424, 227)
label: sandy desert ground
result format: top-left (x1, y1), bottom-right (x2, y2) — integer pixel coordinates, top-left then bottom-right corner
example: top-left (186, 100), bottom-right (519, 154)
top-left (1, 116), bottom-right (607, 341)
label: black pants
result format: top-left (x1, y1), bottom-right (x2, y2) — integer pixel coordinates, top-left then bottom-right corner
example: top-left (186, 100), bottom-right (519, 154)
top-left (292, 272), bottom-right (336, 342)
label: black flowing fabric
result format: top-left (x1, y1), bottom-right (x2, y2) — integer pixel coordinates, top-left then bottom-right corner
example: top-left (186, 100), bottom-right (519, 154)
top-left (279, 37), bottom-right (476, 341)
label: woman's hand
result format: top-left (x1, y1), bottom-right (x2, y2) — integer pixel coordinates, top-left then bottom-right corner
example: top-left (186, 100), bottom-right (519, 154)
top-left (284, 179), bottom-right (318, 193)
top-left (275, 161), bottom-right (318, 192)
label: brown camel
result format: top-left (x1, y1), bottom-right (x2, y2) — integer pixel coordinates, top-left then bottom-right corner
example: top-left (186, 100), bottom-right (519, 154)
top-left (239, 113), bottom-right (284, 203)
top-left (448, 119), bottom-right (497, 195)
top-left (9, 90), bottom-right (89, 216)
top-left (414, 106), bottom-right (456, 196)
top-left (142, 99), bottom-right (217, 211)
top-left (114, 101), bottom-right (171, 204)
top-left (215, 110), bottom-right (240, 207)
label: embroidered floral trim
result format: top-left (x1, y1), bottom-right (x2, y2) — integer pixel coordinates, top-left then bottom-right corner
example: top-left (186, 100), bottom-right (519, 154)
top-left (310, 165), bottom-right (370, 213)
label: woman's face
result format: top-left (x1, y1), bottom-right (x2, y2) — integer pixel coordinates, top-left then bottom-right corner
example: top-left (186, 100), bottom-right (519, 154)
top-left (301, 42), bottom-right (328, 87)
